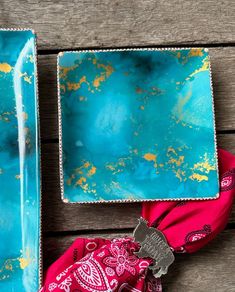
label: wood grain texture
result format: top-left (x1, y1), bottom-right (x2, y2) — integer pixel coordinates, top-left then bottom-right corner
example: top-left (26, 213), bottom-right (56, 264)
top-left (163, 229), bottom-right (235, 292)
top-left (1, 0), bottom-right (234, 50)
top-left (38, 47), bottom-right (235, 141)
top-left (41, 133), bottom-right (235, 233)
top-left (217, 133), bottom-right (235, 152)
top-left (43, 230), bottom-right (235, 292)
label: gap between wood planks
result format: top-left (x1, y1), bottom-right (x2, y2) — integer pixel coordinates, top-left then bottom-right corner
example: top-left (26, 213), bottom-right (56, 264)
top-left (37, 42), bottom-right (235, 55)
top-left (43, 223), bottom-right (235, 239)
top-left (43, 228), bottom-right (134, 238)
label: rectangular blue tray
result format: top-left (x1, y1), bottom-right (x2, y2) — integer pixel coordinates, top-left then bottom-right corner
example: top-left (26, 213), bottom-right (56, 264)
top-left (0, 29), bottom-right (41, 291)
top-left (58, 48), bottom-right (219, 203)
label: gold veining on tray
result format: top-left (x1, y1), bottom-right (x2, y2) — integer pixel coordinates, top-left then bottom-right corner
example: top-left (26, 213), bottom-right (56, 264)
top-left (57, 47), bottom-right (219, 204)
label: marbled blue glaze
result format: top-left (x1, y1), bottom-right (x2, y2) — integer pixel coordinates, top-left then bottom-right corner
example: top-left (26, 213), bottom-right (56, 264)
top-left (59, 49), bottom-right (219, 203)
top-left (0, 30), bottom-right (40, 291)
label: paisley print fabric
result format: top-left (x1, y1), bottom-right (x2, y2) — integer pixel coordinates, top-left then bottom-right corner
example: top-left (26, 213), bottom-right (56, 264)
top-left (220, 168), bottom-right (235, 191)
top-left (103, 243), bottom-right (139, 276)
top-left (40, 238), bottom-right (158, 292)
top-left (185, 225), bottom-right (211, 243)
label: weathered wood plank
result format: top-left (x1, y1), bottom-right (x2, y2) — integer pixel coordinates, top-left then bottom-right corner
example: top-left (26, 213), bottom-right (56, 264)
top-left (217, 134), bottom-right (235, 152)
top-left (38, 55), bottom-right (58, 140)
top-left (43, 230), bottom-right (235, 291)
top-left (0, 0), bottom-right (234, 49)
top-left (41, 133), bottom-right (235, 232)
top-left (211, 48), bottom-right (235, 131)
top-left (163, 229), bottom-right (235, 292)
top-left (38, 47), bottom-right (235, 141)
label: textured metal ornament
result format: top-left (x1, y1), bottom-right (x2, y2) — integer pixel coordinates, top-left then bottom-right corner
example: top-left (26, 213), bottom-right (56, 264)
top-left (133, 217), bottom-right (175, 278)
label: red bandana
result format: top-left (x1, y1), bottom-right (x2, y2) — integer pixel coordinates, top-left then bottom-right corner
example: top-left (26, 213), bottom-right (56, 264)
top-left (40, 148), bottom-right (235, 292)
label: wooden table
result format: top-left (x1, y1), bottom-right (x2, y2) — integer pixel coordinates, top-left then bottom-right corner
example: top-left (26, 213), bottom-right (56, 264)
top-left (1, 1), bottom-right (235, 291)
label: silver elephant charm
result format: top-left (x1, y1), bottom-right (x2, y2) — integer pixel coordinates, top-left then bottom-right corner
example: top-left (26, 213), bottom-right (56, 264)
top-left (133, 217), bottom-right (175, 278)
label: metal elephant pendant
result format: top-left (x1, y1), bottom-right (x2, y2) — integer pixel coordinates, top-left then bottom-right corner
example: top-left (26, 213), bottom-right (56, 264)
top-left (133, 217), bottom-right (175, 278)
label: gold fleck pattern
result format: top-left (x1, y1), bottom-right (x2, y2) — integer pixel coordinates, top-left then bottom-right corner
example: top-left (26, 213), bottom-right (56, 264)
top-left (0, 63), bottom-right (12, 73)
top-left (60, 57), bottom-right (114, 93)
top-left (168, 156), bottom-right (184, 167)
top-left (67, 76), bottom-right (87, 91)
top-left (0, 249), bottom-right (32, 281)
top-left (66, 161), bottom-right (98, 196)
top-left (173, 169), bottom-right (186, 182)
top-left (187, 56), bottom-right (209, 80)
top-left (88, 166), bottom-right (97, 176)
top-left (18, 249), bottom-right (32, 270)
top-left (22, 112), bottom-right (28, 121)
top-left (143, 153), bottom-right (157, 162)
top-left (19, 72), bottom-right (32, 84)
top-left (188, 48), bottom-right (204, 57)
top-left (189, 173), bottom-right (208, 182)
top-left (0, 112), bottom-right (13, 122)
top-left (192, 154), bottom-right (216, 173)
top-left (59, 64), bottom-right (79, 79)
top-left (105, 157), bottom-right (131, 175)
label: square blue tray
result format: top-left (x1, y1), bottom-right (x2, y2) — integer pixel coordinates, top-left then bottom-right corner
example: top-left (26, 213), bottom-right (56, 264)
top-left (0, 29), bottom-right (41, 291)
top-left (58, 48), bottom-right (219, 203)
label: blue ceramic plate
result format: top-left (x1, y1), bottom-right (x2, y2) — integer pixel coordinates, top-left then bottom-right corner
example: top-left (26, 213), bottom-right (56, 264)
top-left (58, 48), bottom-right (219, 203)
top-left (0, 29), bottom-right (41, 291)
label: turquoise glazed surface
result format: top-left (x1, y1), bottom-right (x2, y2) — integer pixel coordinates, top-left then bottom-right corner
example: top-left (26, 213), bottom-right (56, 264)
top-left (0, 30), bottom-right (40, 291)
top-left (58, 49), bottom-right (219, 203)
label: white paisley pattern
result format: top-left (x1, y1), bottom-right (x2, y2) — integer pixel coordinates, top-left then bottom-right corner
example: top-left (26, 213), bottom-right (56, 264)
top-left (56, 265), bottom-right (73, 281)
top-left (48, 282), bottom-right (57, 291)
top-left (73, 252), bottom-right (115, 292)
top-left (58, 276), bottom-right (72, 292)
